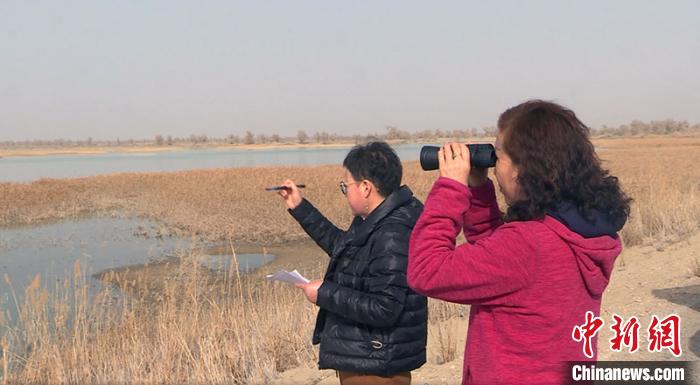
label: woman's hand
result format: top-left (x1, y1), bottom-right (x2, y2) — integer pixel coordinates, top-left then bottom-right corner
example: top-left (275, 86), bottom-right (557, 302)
top-left (278, 179), bottom-right (303, 210)
top-left (438, 143), bottom-right (489, 187)
top-left (439, 142), bottom-right (470, 186)
top-left (295, 280), bottom-right (322, 304)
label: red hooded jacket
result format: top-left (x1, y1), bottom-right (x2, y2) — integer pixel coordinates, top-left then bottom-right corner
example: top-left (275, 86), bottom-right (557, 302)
top-left (408, 177), bottom-right (623, 385)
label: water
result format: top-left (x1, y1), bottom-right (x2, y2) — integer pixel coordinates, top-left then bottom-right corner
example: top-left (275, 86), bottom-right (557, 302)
top-left (0, 218), bottom-right (273, 316)
top-left (0, 144), bottom-right (429, 182)
top-left (197, 250), bottom-right (272, 273)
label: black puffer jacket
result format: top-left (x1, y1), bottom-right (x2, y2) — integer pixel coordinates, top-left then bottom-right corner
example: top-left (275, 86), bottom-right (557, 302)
top-left (288, 185), bottom-right (428, 376)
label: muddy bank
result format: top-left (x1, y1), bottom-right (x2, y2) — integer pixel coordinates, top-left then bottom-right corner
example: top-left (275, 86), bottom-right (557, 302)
top-left (92, 240), bottom-right (331, 297)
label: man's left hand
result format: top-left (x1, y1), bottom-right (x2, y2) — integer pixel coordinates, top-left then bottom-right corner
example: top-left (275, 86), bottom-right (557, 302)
top-left (295, 280), bottom-right (323, 304)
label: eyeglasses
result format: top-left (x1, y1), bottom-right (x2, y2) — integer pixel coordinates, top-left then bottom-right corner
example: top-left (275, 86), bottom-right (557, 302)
top-left (339, 181), bottom-right (360, 195)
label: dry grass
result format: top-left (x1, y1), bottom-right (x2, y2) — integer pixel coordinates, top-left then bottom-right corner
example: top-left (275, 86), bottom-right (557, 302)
top-left (427, 301), bottom-right (468, 365)
top-left (0, 136), bottom-right (699, 384)
top-left (596, 137), bottom-right (700, 246)
top-left (1, 248), bottom-right (322, 385)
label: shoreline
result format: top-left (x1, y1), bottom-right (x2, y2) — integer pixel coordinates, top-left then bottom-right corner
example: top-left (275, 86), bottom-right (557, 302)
top-left (91, 238), bottom-right (329, 297)
top-left (0, 141), bottom-right (397, 158)
top-left (112, 239), bottom-right (326, 275)
top-left (3, 134), bottom-right (696, 158)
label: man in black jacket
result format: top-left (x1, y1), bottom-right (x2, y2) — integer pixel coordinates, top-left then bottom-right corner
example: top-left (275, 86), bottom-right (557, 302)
top-left (277, 142), bottom-right (428, 385)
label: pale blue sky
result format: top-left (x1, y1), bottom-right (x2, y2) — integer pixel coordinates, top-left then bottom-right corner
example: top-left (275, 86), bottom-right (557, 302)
top-left (1, 1), bottom-right (698, 141)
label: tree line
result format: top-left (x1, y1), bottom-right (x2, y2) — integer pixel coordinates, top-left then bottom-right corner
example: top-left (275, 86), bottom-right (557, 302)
top-left (2, 119), bottom-right (698, 148)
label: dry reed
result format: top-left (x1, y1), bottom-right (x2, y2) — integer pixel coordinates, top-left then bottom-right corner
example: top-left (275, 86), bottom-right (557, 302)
top-left (1, 248), bottom-right (323, 385)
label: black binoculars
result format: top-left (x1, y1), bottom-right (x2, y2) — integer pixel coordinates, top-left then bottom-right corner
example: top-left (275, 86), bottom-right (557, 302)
top-left (419, 144), bottom-right (496, 171)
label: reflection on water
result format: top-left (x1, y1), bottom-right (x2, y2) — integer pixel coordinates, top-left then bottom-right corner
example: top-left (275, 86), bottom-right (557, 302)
top-left (0, 218), bottom-right (274, 318)
top-left (0, 144), bottom-right (428, 182)
top-left (198, 243), bottom-right (273, 273)
top-left (0, 218), bottom-right (186, 309)
top-left (197, 253), bottom-right (271, 273)
top-left (2, 218), bottom-right (183, 282)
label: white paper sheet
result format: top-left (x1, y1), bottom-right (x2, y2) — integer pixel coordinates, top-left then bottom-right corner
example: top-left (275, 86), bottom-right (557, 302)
top-left (265, 269), bottom-right (310, 285)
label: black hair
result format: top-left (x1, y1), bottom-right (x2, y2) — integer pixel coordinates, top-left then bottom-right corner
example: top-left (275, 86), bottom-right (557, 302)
top-left (342, 141), bottom-right (402, 197)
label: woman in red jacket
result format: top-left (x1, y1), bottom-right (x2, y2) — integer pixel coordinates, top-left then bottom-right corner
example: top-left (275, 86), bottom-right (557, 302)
top-left (407, 100), bottom-right (631, 385)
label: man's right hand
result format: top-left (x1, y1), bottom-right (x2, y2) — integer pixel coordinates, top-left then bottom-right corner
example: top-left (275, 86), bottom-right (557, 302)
top-left (278, 179), bottom-right (303, 210)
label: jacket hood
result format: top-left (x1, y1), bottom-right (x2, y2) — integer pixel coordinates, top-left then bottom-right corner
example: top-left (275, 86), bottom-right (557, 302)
top-left (541, 205), bottom-right (625, 297)
top-left (546, 201), bottom-right (627, 238)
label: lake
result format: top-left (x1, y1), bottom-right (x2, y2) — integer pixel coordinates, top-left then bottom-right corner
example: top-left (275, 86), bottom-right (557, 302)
top-left (0, 144), bottom-right (429, 182)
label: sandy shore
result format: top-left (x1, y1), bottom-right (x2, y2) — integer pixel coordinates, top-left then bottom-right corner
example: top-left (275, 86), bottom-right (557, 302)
top-left (0, 145), bottom-right (185, 158)
top-left (0, 141), bottom-right (381, 158)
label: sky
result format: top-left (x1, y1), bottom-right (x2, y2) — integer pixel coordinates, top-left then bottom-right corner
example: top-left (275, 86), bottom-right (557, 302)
top-left (1, 1), bottom-right (699, 141)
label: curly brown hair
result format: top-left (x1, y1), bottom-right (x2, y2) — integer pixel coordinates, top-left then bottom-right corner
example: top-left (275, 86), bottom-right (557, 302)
top-left (498, 100), bottom-right (631, 223)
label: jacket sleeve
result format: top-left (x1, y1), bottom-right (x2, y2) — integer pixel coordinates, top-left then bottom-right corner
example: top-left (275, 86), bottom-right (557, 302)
top-left (462, 179), bottom-right (504, 243)
top-left (407, 177), bottom-right (536, 306)
top-left (288, 198), bottom-right (345, 257)
top-left (316, 230), bottom-right (409, 328)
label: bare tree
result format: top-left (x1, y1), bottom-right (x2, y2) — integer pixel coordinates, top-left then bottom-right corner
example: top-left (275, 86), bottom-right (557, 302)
top-left (297, 130), bottom-right (309, 144)
top-left (482, 126), bottom-right (497, 137)
top-left (385, 125), bottom-right (400, 140)
top-left (244, 131), bottom-right (255, 145)
top-left (314, 131), bottom-right (332, 143)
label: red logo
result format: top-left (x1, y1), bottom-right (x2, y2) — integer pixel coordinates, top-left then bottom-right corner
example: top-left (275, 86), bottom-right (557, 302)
top-left (572, 311), bottom-right (604, 358)
top-left (648, 314), bottom-right (682, 356)
top-left (609, 314), bottom-right (640, 353)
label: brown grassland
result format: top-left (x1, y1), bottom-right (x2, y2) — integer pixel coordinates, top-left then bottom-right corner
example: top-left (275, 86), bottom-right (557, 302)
top-left (0, 136), bottom-right (699, 384)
